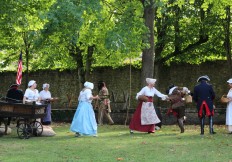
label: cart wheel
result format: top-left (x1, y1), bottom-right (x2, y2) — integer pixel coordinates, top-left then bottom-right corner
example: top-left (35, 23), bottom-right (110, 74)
top-left (30, 121), bottom-right (43, 136)
top-left (17, 123), bottom-right (31, 139)
top-left (0, 118), bottom-right (8, 136)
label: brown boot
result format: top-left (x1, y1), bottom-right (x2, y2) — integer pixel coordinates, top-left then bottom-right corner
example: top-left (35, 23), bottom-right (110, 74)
top-left (178, 118), bottom-right (184, 133)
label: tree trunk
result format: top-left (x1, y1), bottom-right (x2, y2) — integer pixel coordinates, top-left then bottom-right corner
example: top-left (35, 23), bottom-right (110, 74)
top-left (224, 6), bottom-right (232, 76)
top-left (22, 32), bottom-right (30, 90)
top-left (85, 45), bottom-right (95, 80)
top-left (69, 44), bottom-right (84, 90)
top-left (140, 0), bottom-right (155, 86)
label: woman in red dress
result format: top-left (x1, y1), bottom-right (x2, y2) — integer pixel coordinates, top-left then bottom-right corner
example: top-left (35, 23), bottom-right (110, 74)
top-left (129, 78), bottom-right (168, 134)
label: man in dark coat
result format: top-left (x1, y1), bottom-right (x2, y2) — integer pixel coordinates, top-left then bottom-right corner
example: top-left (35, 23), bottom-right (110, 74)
top-left (193, 75), bottom-right (216, 135)
top-left (5, 84), bottom-right (24, 125)
top-left (6, 84), bottom-right (24, 103)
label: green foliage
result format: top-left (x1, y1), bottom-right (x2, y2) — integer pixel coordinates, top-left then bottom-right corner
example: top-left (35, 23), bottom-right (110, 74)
top-left (154, 0), bottom-right (231, 65)
top-left (0, 0), bottom-right (231, 71)
top-left (0, 0), bottom-right (55, 71)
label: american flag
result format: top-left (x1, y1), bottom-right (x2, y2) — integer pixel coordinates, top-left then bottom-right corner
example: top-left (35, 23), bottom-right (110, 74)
top-left (16, 52), bottom-right (23, 85)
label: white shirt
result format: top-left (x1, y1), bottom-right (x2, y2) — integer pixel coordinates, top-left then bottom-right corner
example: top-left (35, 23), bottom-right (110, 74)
top-left (78, 89), bottom-right (93, 103)
top-left (226, 89), bottom-right (232, 125)
top-left (136, 86), bottom-right (167, 100)
top-left (39, 90), bottom-right (52, 100)
top-left (24, 88), bottom-right (40, 101)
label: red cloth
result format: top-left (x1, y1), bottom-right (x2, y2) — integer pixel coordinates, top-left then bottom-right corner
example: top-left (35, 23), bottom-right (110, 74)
top-left (198, 101), bottom-right (214, 118)
top-left (129, 97), bottom-right (155, 132)
top-left (166, 107), bottom-right (178, 117)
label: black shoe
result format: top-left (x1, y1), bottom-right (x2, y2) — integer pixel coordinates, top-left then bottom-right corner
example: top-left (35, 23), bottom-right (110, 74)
top-left (75, 132), bottom-right (80, 137)
top-left (210, 131), bottom-right (216, 134)
top-left (130, 130), bottom-right (134, 134)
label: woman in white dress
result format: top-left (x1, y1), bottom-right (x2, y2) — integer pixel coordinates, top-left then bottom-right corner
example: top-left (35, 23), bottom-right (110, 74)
top-left (23, 80), bottom-right (41, 104)
top-left (40, 83), bottom-right (52, 125)
top-left (226, 78), bottom-right (232, 134)
top-left (70, 81), bottom-right (100, 137)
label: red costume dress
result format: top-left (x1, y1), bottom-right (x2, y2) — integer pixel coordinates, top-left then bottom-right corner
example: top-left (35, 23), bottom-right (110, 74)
top-left (129, 86), bottom-right (167, 133)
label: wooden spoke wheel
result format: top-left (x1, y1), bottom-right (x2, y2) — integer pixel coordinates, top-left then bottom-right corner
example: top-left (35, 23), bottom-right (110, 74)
top-left (17, 122), bottom-right (31, 139)
top-left (30, 121), bottom-right (43, 136)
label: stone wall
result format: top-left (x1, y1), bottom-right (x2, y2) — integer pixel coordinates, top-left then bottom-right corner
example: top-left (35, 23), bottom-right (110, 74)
top-left (0, 60), bottom-right (231, 124)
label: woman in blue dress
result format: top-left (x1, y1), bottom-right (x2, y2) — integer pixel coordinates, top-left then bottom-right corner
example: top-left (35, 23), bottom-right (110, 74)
top-left (70, 81), bottom-right (100, 137)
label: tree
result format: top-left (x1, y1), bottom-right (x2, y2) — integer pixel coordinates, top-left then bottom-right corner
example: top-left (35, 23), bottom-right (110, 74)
top-left (140, 0), bottom-right (155, 86)
top-left (0, 0), bottom-right (54, 88)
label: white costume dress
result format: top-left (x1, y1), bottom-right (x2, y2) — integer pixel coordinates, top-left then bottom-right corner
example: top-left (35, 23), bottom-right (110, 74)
top-left (24, 88), bottom-right (40, 101)
top-left (226, 89), bottom-right (232, 132)
top-left (40, 90), bottom-right (52, 124)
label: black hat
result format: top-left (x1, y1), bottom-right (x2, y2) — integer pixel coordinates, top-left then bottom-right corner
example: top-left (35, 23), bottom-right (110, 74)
top-left (9, 84), bottom-right (19, 88)
top-left (197, 75), bottom-right (210, 82)
top-left (166, 84), bottom-right (175, 94)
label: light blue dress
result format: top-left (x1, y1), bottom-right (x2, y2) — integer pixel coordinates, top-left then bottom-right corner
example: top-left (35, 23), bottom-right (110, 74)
top-left (70, 89), bottom-right (97, 136)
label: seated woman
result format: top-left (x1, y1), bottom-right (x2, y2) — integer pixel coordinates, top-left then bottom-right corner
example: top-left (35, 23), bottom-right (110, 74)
top-left (23, 80), bottom-right (56, 136)
top-left (23, 80), bottom-right (41, 104)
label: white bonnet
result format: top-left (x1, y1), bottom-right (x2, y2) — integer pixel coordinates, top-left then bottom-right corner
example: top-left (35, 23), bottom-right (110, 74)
top-left (43, 83), bottom-right (50, 89)
top-left (28, 80), bottom-right (36, 87)
top-left (227, 78), bottom-right (232, 84)
top-left (84, 81), bottom-right (94, 90)
top-left (146, 78), bottom-right (157, 85)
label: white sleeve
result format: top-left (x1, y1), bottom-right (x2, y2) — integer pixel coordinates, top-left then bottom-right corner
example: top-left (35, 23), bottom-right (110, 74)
top-left (154, 88), bottom-right (167, 100)
top-left (24, 89), bottom-right (30, 98)
top-left (85, 89), bottom-right (93, 100)
top-left (136, 87), bottom-right (145, 100)
top-left (39, 91), bottom-right (43, 99)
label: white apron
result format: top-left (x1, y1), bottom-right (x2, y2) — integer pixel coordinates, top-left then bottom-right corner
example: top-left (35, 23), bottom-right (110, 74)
top-left (141, 102), bottom-right (161, 125)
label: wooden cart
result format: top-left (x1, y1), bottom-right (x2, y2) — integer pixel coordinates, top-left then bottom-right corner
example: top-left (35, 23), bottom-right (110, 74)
top-left (0, 101), bottom-right (47, 139)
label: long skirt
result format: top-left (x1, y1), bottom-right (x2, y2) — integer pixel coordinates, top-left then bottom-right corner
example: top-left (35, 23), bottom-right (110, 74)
top-left (129, 102), bottom-right (155, 132)
top-left (70, 101), bottom-right (97, 136)
top-left (43, 103), bottom-right (52, 124)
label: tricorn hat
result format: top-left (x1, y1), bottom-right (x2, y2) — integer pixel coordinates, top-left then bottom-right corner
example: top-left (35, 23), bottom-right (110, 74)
top-left (9, 84), bottom-right (19, 88)
top-left (197, 75), bottom-right (210, 82)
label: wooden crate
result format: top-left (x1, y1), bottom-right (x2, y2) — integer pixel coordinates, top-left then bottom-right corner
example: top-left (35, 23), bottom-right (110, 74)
top-left (13, 105), bottom-right (45, 115)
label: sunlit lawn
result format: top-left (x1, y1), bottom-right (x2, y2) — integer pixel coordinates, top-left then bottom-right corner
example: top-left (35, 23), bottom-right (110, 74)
top-left (0, 123), bottom-right (232, 162)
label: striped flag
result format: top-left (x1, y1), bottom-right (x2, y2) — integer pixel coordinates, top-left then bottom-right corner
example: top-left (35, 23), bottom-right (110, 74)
top-left (16, 52), bottom-right (23, 85)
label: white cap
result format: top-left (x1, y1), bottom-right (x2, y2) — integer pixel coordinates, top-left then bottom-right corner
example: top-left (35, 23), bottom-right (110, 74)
top-left (84, 81), bottom-right (94, 90)
top-left (28, 80), bottom-right (36, 87)
top-left (197, 75), bottom-right (210, 82)
top-left (146, 78), bottom-right (157, 85)
top-left (227, 78), bottom-right (232, 84)
top-left (43, 83), bottom-right (50, 89)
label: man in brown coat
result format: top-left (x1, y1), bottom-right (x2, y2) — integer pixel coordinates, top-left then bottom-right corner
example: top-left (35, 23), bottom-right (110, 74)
top-left (167, 85), bottom-right (190, 133)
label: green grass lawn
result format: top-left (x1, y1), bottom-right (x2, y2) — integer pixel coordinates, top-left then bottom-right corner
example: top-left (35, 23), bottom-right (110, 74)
top-left (0, 123), bottom-right (232, 162)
